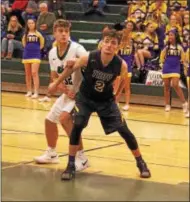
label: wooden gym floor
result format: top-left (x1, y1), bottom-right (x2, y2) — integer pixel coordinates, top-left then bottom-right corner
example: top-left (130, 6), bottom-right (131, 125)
top-left (2, 92), bottom-right (189, 201)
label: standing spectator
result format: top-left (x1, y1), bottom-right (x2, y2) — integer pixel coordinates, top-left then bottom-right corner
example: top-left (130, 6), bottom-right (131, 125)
top-left (160, 29), bottom-right (188, 112)
top-left (10, 0), bottom-right (29, 26)
top-left (82, 0), bottom-right (106, 16)
top-left (22, 19), bottom-right (44, 98)
top-left (48, 0), bottom-right (66, 19)
top-left (1, 4), bottom-right (8, 39)
top-left (1, 15), bottom-right (23, 59)
top-left (22, 0), bottom-right (38, 23)
top-left (37, 2), bottom-right (56, 54)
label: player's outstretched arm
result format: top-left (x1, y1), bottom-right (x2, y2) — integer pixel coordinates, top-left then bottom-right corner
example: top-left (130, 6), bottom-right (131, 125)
top-left (48, 55), bottom-right (89, 94)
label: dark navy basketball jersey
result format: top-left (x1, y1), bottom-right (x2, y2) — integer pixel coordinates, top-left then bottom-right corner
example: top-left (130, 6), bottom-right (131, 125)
top-left (80, 50), bottom-right (122, 101)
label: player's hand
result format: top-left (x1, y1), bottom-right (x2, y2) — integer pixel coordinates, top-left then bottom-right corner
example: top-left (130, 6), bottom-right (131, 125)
top-left (57, 83), bottom-right (68, 94)
top-left (48, 82), bottom-right (57, 94)
top-left (67, 90), bottom-right (76, 99)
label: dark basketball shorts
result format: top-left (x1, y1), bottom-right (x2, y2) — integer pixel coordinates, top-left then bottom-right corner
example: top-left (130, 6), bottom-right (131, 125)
top-left (73, 92), bottom-right (125, 134)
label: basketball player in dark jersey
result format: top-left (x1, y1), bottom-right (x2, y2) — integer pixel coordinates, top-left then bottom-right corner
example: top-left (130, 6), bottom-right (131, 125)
top-left (49, 29), bottom-right (151, 180)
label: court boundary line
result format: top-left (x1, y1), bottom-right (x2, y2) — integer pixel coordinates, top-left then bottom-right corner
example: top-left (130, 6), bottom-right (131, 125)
top-left (2, 128), bottom-right (123, 143)
top-left (2, 105), bottom-right (188, 127)
top-left (2, 142), bottom-right (124, 170)
top-left (2, 128), bottom-right (188, 142)
top-left (2, 142), bottom-right (188, 170)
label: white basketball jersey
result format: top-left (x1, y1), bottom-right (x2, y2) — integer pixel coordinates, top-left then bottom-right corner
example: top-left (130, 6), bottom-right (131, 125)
top-left (49, 41), bottom-right (87, 92)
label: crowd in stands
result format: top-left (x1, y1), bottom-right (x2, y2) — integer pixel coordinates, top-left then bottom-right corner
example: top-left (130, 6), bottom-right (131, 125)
top-left (1, 0), bottom-right (65, 59)
top-left (1, 0), bottom-right (189, 75)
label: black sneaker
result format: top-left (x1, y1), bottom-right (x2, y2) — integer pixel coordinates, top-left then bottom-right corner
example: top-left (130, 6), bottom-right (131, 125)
top-left (61, 164), bottom-right (75, 181)
top-left (137, 160), bottom-right (151, 178)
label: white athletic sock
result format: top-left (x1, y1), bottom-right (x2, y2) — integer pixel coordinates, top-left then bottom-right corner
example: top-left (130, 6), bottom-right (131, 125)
top-left (47, 146), bottom-right (56, 152)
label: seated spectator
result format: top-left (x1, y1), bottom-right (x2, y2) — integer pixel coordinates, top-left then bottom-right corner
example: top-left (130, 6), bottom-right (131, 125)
top-left (128, 0), bottom-right (147, 22)
top-left (22, 0), bottom-right (38, 23)
top-left (135, 21), bottom-right (159, 69)
top-left (147, 0), bottom-right (167, 19)
top-left (37, 2), bottom-right (56, 55)
top-left (165, 14), bottom-right (182, 43)
top-left (1, 5), bottom-right (8, 39)
top-left (147, 10), bottom-right (168, 50)
top-left (1, 15), bottom-right (23, 59)
top-left (169, 0), bottom-right (187, 12)
top-left (182, 11), bottom-right (190, 50)
top-left (82, 0), bottom-right (106, 16)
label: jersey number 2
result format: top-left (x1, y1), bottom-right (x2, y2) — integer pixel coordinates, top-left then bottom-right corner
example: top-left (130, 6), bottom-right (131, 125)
top-left (94, 80), bottom-right (105, 92)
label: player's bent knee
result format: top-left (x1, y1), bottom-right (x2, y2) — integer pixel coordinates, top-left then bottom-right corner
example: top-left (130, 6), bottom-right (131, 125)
top-left (117, 123), bottom-right (138, 150)
top-left (69, 116), bottom-right (87, 145)
top-left (59, 112), bottom-right (71, 125)
top-left (74, 116), bottom-right (88, 129)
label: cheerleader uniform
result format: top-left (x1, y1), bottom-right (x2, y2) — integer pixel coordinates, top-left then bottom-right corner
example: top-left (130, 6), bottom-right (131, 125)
top-left (129, 3), bottom-right (146, 20)
top-left (160, 44), bottom-right (185, 78)
top-left (22, 31), bottom-right (44, 64)
top-left (186, 48), bottom-right (190, 82)
top-left (170, 0), bottom-right (187, 11)
top-left (118, 39), bottom-right (135, 78)
top-left (148, 2), bottom-right (167, 15)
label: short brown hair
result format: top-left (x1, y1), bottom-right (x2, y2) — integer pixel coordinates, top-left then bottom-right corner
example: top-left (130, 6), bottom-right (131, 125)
top-left (102, 29), bottom-right (121, 44)
top-left (53, 19), bottom-right (71, 32)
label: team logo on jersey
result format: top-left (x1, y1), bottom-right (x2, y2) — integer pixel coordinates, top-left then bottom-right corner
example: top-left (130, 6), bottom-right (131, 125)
top-left (57, 65), bottom-right (64, 74)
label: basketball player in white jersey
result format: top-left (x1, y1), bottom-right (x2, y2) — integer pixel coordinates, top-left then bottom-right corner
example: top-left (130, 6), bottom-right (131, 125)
top-left (34, 20), bottom-right (89, 171)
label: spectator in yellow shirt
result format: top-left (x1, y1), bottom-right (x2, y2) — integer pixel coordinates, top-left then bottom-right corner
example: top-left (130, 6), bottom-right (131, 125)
top-left (135, 22), bottom-right (159, 69)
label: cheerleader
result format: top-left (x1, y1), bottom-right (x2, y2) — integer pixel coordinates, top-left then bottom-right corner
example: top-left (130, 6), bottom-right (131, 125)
top-left (22, 19), bottom-right (44, 98)
top-left (117, 27), bottom-right (135, 111)
top-left (135, 22), bottom-right (159, 69)
top-left (185, 48), bottom-right (189, 117)
top-left (160, 29), bottom-right (188, 112)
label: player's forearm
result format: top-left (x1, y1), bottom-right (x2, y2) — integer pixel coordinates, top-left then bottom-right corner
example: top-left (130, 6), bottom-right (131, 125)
top-left (54, 67), bottom-right (74, 87)
top-left (115, 78), bottom-right (125, 97)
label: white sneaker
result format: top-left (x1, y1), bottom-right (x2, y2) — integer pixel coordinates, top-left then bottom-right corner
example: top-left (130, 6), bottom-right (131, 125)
top-left (182, 102), bottom-right (188, 113)
top-left (75, 151), bottom-right (90, 172)
top-left (185, 111), bottom-right (189, 118)
top-left (31, 93), bottom-right (38, 99)
top-left (25, 91), bottom-right (32, 97)
top-left (34, 149), bottom-right (59, 164)
top-left (38, 96), bottom-right (51, 102)
top-left (122, 105), bottom-right (129, 111)
top-left (165, 105), bottom-right (171, 112)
